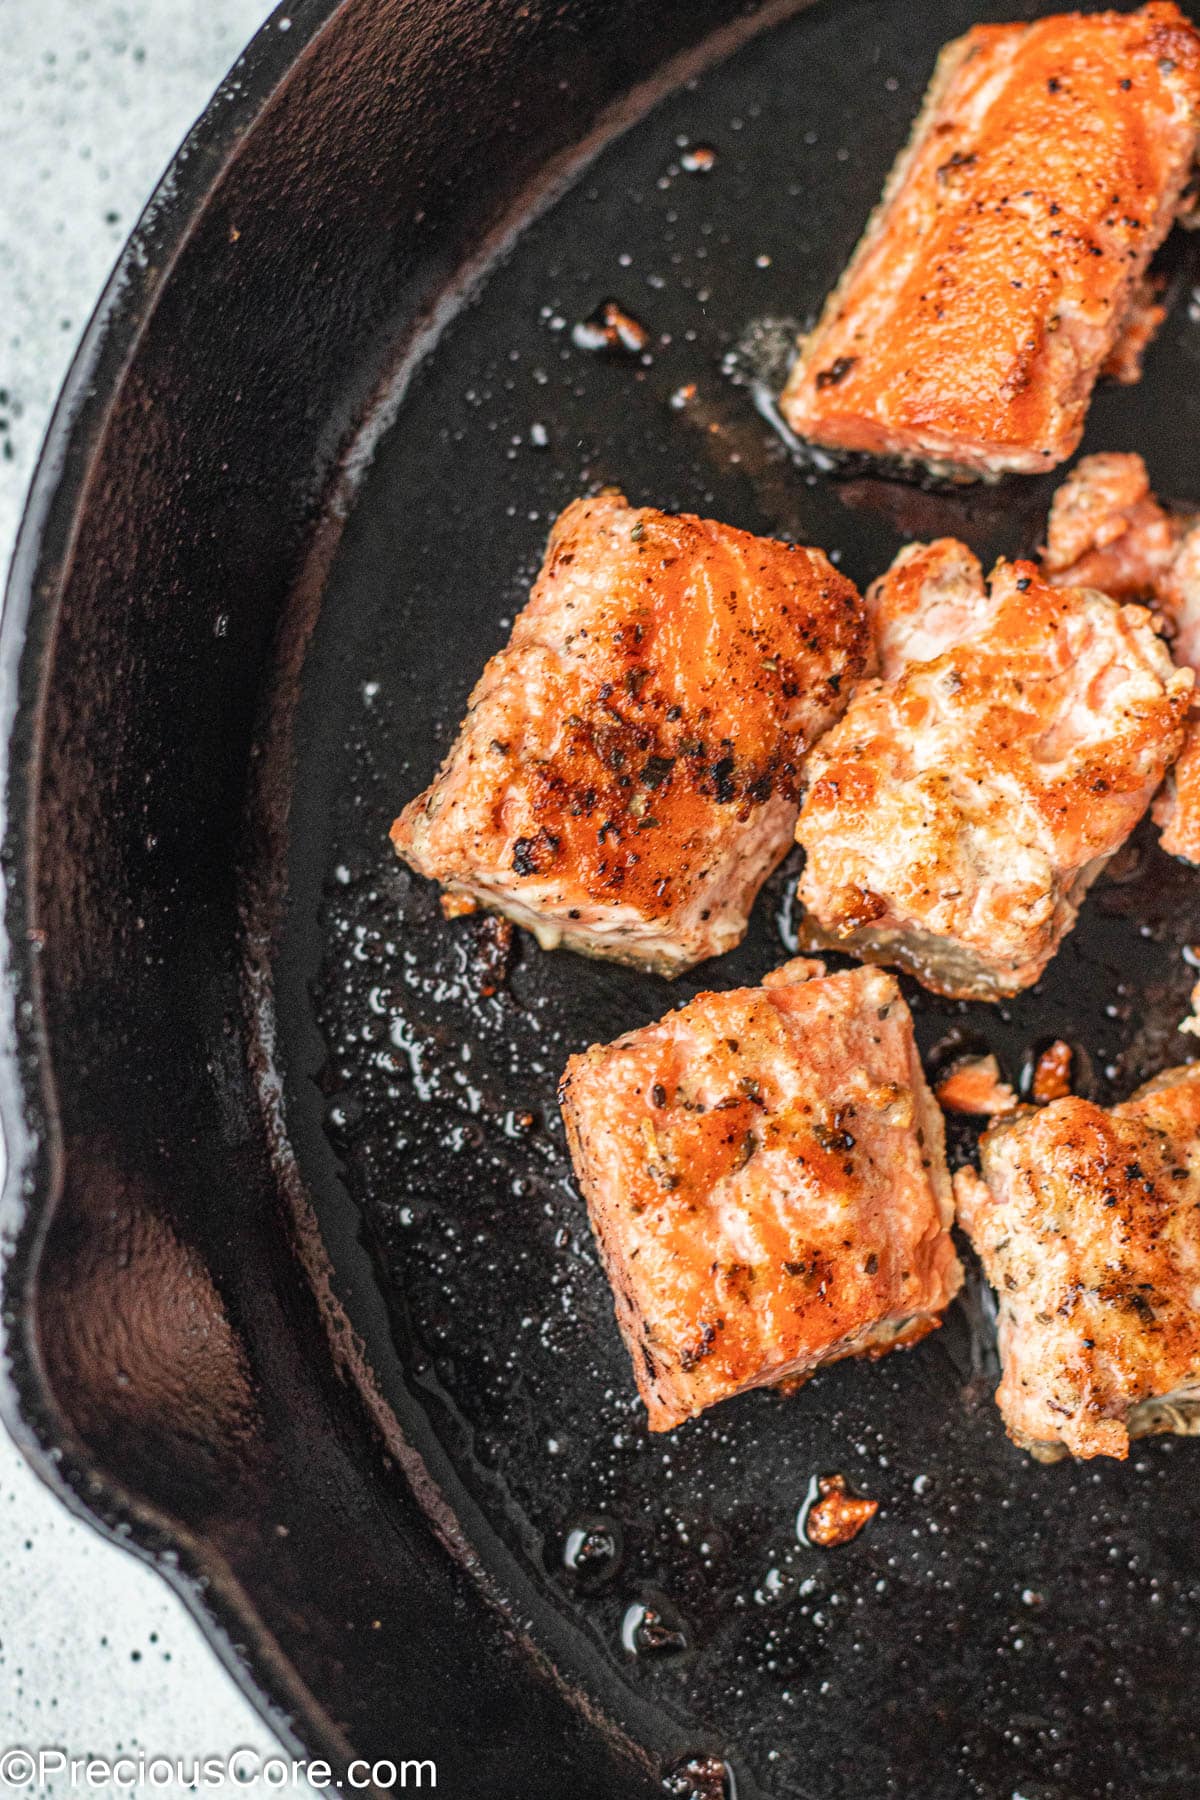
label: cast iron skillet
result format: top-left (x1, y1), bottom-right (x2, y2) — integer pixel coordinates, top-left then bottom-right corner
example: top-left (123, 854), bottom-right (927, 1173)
top-left (7, 1), bottom-right (1200, 1795)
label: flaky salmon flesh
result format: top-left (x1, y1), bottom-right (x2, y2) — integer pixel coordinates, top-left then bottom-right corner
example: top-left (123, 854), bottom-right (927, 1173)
top-left (795, 551), bottom-right (1191, 999)
top-left (1041, 451), bottom-right (1200, 863)
top-left (781, 5), bottom-right (1200, 480)
top-left (559, 960), bottom-right (962, 1432)
top-left (392, 493), bottom-right (867, 975)
top-left (956, 1066), bottom-right (1200, 1462)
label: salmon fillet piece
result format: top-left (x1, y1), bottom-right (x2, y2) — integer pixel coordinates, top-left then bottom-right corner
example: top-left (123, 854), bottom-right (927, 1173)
top-left (391, 493), bottom-right (866, 976)
top-left (795, 554), bottom-right (1191, 999)
top-left (559, 960), bottom-right (962, 1432)
top-left (955, 1065), bottom-right (1200, 1461)
top-left (780, 5), bottom-right (1200, 480)
top-left (1041, 451), bottom-right (1200, 860)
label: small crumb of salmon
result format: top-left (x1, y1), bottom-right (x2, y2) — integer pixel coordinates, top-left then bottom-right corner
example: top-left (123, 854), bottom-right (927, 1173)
top-left (470, 914), bottom-right (515, 998)
top-left (935, 1054), bottom-right (1018, 1117)
top-left (763, 956), bottom-right (828, 988)
top-left (440, 892), bottom-right (479, 920)
top-left (804, 1474), bottom-right (878, 1547)
top-left (572, 299), bottom-right (651, 356)
top-left (1031, 1040), bottom-right (1074, 1103)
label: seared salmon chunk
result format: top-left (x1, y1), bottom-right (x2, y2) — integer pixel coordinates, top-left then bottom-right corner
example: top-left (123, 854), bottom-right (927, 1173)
top-left (955, 1065), bottom-right (1200, 1461)
top-left (559, 960), bottom-right (962, 1432)
top-left (795, 554), bottom-right (1190, 1000)
top-left (392, 493), bottom-right (866, 975)
top-left (781, 6), bottom-right (1200, 480)
top-left (1041, 452), bottom-right (1200, 862)
top-left (1041, 452), bottom-right (1185, 600)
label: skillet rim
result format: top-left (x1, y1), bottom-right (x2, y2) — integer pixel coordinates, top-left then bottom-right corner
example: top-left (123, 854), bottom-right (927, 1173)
top-left (0, 0), bottom-right (360, 1765)
top-left (0, 3), bottom-right (805, 1782)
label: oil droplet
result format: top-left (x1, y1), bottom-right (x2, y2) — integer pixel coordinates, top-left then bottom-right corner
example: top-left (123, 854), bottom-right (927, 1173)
top-left (662, 1754), bottom-right (735, 1799)
top-left (572, 299), bottom-right (651, 357)
top-left (621, 1596), bottom-right (689, 1657)
top-left (722, 314), bottom-right (803, 397)
top-left (326, 1091), bottom-right (365, 1141)
top-left (680, 144), bottom-right (718, 174)
top-left (798, 1473), bottom-right (878, 1547)
top-left (562, 1516), bottom-right (622, 1588)
top-left (775, 872), bottom-right (802, 955)
top-left (752, 1565), bottom-right (793, 1606)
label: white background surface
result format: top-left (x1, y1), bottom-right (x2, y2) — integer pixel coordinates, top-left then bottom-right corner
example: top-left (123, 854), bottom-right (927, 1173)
top-left (1, 4), bottom-right (315, 1793)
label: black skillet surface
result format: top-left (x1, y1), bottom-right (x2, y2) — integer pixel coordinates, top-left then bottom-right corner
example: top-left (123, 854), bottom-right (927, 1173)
top-left (263, 2), bottom-right (1200, 1796)
top-left (9, 0), bottom-right (1200, 1796)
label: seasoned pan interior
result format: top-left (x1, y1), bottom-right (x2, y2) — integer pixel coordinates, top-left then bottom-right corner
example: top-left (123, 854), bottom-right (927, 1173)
top-left (265, 1), bottom-right (1200, 1794)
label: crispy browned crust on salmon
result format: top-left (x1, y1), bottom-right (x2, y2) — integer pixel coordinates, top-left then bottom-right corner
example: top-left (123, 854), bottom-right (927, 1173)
top-left (559, 962), bottom-right (962, 1432)
top-left (392, 493), bottom-right (867, 975)
top-left (781, 6), bottom-right (1200, 479)
top-left (795, 555), bottom-right (1191, 999)
top-left (956, 1065), bottom-right (1200, 1461)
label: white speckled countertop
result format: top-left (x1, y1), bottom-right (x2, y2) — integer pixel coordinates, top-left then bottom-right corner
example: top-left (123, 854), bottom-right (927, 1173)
top-left (1, 5), bottom-right (314, 1792)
